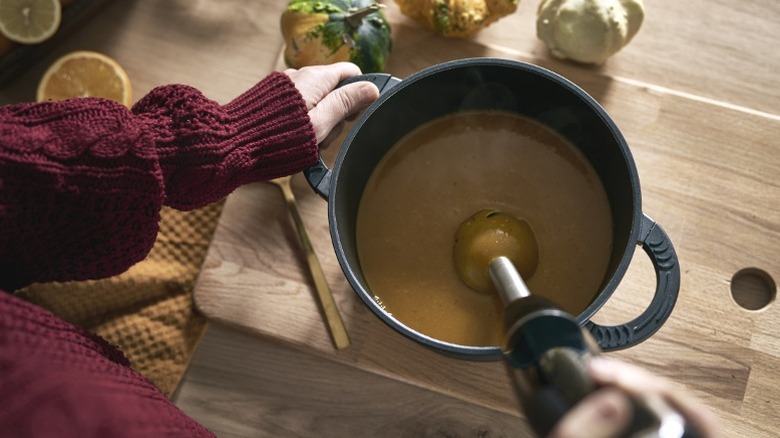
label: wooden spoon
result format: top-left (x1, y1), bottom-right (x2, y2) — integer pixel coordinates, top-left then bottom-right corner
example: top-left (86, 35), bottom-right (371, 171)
top-left (270, 175), bottom-right (351, 350)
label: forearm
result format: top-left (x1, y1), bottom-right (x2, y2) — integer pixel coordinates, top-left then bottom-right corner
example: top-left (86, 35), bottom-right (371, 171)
top-left (0, 98), bottom-right (164, 290)
top-left (133, 71), bottom-right (318, 210)
top-left (0, 72), bottom-right (318, 289)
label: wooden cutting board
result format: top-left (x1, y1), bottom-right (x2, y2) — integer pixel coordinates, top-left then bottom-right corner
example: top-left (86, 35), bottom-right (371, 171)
top-left (193, 1), bottom-right (780, 435)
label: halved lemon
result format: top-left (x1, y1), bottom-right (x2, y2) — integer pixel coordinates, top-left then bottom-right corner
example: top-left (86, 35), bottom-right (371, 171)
top-left (37, 50), bottom-right (132, 106)
top-left (0, 0), bottom-right (61, 44)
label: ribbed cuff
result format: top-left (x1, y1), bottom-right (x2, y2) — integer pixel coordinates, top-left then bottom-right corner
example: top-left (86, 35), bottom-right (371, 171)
top-left (137, 72), bottom-right (318, 210)
top-left (223, 71), bottom-right (319, 178)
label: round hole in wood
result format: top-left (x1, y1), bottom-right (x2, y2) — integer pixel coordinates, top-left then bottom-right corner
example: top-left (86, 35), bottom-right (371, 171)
top-left (730, 268), bottom-right (776, 311)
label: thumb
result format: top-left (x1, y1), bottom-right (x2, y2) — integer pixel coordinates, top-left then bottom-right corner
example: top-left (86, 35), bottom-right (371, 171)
top-left (549, 389), bottom-right (633, 438)
top-left (308, 81), bottom-right (380, 144)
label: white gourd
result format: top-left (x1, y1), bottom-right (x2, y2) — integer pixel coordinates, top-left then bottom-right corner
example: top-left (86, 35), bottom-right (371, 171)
top-left (536, 0), bottom-right (644, 64)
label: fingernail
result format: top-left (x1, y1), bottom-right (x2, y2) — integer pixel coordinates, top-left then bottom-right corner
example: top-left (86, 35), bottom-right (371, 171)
top-left (359, 82), bottom-right (380, 101)
top-left (584, 390), bottom-right (632, 435)
top-left (596, 394), bottom-right (622, 419)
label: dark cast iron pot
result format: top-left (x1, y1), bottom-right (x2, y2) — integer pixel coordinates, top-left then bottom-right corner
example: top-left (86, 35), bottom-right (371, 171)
top-left (304, 57), bottom-right (680, 360)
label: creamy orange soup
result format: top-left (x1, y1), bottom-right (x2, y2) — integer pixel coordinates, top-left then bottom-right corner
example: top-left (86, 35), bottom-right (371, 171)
top-left (356, 111), bottom-right (613, 346)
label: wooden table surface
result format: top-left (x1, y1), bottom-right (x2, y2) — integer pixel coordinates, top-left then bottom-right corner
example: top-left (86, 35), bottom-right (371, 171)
top-left (2, 1), bottom-right (778, 437)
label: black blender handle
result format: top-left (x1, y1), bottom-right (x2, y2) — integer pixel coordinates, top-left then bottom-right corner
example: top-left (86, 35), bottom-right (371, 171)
top-left (501, 296), bottom-right (699, 437)
top-left (304, 73), bottom-right (402, 199)
top-left (523, 374), bottom-right (702, 438)
top-left (586, 214), bottom-right (681, 350)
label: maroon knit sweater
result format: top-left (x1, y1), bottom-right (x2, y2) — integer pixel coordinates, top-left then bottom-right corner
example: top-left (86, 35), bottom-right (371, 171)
top-left (0, 72), bottom-right (318, 436)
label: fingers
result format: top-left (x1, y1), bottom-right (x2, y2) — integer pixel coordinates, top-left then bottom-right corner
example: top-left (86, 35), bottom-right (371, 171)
top-left (284, 62), bottom-right (364, 110)
top-left (589, 358), bottom-right (676, 396)
top-left (549, 358), bottom-right (719, 438)
top-left (319, 121), bottom-right (345, 150)
top-left (284, 62), bottom-right (380, 145)
top-left (308, 80), bottom-right (380, 144)
top-left (588, 358), bottom-right (721, 438)
top-left (549, 388), bottom-right (633, 438)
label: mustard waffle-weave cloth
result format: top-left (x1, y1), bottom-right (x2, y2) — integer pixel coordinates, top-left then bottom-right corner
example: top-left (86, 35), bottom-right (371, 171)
top-left (17, 202), bottom-right (223, 397)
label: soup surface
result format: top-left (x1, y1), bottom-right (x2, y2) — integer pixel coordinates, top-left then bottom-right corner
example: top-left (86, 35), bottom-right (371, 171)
top-left (356, 111), bottom-right (613, 346)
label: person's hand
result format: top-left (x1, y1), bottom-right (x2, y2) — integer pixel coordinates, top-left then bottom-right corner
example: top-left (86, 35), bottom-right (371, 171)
top-left (284, 62), bottom-right (380, 148)
top-left (548, 357), bottom-right (719, 438)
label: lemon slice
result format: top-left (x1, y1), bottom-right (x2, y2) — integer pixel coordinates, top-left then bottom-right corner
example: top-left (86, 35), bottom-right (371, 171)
top-left (0, 0), bottom-right (61, 44)
top-left (37, 50), bottom-right (132, 106)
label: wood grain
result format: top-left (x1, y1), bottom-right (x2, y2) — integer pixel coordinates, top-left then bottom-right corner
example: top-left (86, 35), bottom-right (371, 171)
top-left (189, 1), bottom-right (780, 436)
top-left (0, 0), bottom-right (290, 105)
top-left (174, 323), bottom-right (533, 437)
top-left (1, 0), bottom-right (777, 436)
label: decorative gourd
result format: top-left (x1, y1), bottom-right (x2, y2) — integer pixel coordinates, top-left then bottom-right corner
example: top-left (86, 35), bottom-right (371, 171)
top-left (395, 0), bottom-right (520, 38)
top-left (281, 0), bottom-right (392, 73)
top-left (537, 0), bottom-right (644, 64)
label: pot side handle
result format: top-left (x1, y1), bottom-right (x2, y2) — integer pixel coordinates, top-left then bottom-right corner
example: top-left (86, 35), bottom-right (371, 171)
top-left (304, 73), bottom-right (402, 199)
top-left (585, 214), bottom-right (681, 351)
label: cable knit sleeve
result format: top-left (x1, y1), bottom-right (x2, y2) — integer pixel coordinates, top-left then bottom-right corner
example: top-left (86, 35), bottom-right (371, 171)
top-left (132, 71), bottom-right (318, 210)
top-left (0, 72), bottom-right (318, 290)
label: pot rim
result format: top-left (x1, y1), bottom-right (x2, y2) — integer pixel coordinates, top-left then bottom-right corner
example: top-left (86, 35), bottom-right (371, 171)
top-left (328, 57), bottom-right (643, 359)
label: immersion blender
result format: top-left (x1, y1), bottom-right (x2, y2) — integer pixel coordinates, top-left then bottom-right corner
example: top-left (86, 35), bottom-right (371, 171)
top-left (453, 210), bottom-right (699, 437)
